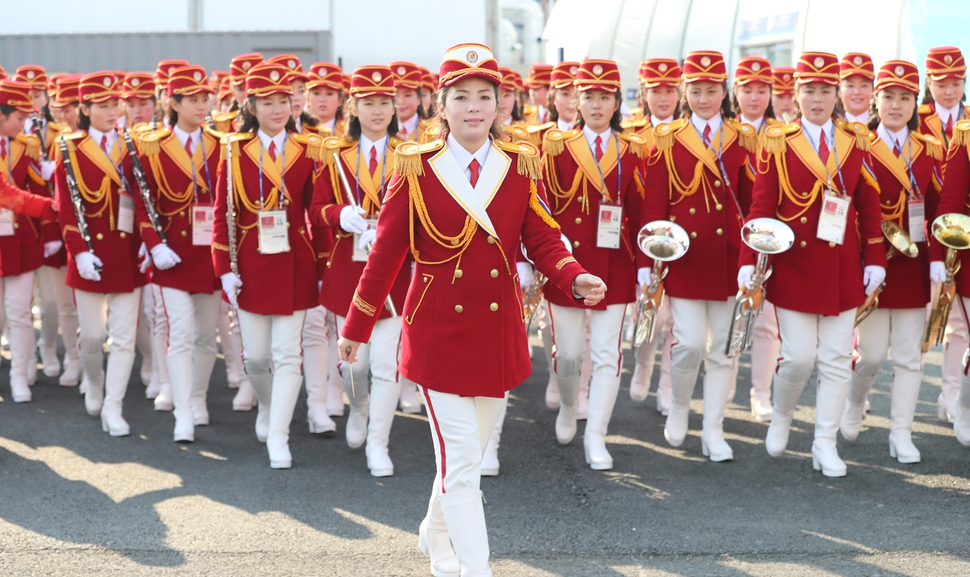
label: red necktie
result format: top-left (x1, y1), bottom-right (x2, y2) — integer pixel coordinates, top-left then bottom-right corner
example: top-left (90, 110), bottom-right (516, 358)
top-left (818, 129), bottom-right (829, 164)
top-left (369, 145), bottom-right (378, 174)
top-left (468, 159), bottom-right (480, 188)
top-left (594, 135), bottom-right (603, 162)
top-left (702, 124), bottom-right (712, 144)
top-left (946, 114), bottom-right (954, 138)
top-left (100, 135), bottom-right (108, 152)
top-left (893, 139), bottom-right (901, 157)
top-left (185, 137), bottom-right (193, 156)
top-left (0, 139), bottom-right (6, 160)
top-left (268, 141), bottom-right (277, 162)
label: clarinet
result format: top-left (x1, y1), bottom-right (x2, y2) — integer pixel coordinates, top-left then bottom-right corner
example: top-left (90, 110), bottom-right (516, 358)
top-left (59, 138), bottom-right (102, 273)
top-left (224, 136), bottom-right (240, 280)
top-left (121, 128), bottom-right (167, 244)
top-left (31, 116), bottom-right (55, 195)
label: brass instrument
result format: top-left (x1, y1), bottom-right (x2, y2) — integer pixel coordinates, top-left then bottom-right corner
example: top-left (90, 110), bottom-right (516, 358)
top-left (855, 220), bottom-right (918, 327)
top-left (522, 234), bottom-right (572, 329)
top-left (726, 218), bottom-right (794, 358)
top-left (923, 213), bottom-right (970, 352)
top-left (633, 221), bottom-right (690, 347)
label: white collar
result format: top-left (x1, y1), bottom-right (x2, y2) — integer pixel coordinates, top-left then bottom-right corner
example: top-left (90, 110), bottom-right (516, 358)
top-left (295, 117), bottom-right (303, 134)
top-left (359, 132), bottom-right (389, 163)
top-left (689, 113), bottom-right (722, 141)
top-left (938, 103), bottom-right (962, 125)
top-left (845, 110), bottom-right (870, 124)
top-left (557, 118), bottom-right (574, 131)
top-left (502, 116), bottom-right (513, 126)
top-left (257, 129), bottom-right (287, 155)
top-left (87, 126), bottom-right (117, 151)
top-left (172, 124), bottom-right (202, 150)
top-left (801, 118), bottom-right (835, 153)
top-left (399, 113), bottom-right (419, 136)
top-left (741, 114), bottom-right (764, 131)
top-left (877, 123), bottom-right (909, 151)
top-left (651, 114), bottom-right (673, 127)
top-left (446, 133), bottom-right (491, 179)
top-left (582, 124), bottom-right (612, 149)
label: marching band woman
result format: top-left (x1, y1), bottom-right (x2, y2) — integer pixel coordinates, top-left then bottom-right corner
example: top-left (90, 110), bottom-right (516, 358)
top-left (307, 62), bottom-right (346, 137)
top-left (741, 52), bottom-right (886, 477)
top-left (391, 61), bottom-right (428, 143)
top-left (840, 60), bottom-right (941, 463)
top-left (640, 51), bottom-right (754, 461)
top-left (771, 66), bottom-right (797, 122)
top-left (337, 43), bottom-right (603, 577)
top-left (543, 58), bottom-right (645, 470)
top-left (267, 55), bottom-right (318, 135)
top-left (309, 65), bottom-right (408, 476)
top-left (839, 53), bottom-right (874, 124)
top-left (211, 62), bottom-right (322, 468)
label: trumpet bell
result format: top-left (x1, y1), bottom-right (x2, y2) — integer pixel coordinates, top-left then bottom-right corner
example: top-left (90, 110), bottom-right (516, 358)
top-left (931, 213), bottom-right (970, 249)
top-left (637, 220), bottom-right (690, 262)
top-left (882, 220), bottom-right (918, 258)
top-left (740, 218), bottom-right (795, 254)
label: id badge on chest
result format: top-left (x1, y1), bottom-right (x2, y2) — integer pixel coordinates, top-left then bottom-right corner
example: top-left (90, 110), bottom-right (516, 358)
top-left (192, 205), bottom-right (215, 246)
top-left (596, 204), bottom-right (623, 249)
top-left (816, 193), bottom-right (850, 245)
top-left (257, 210), bottom-right (290, 254)
top-left (0, 208), bottom-right (14, 236)
top-left (352, 218), bottom-right (379, 262)
top-left (907, 200), bottom-right (926, 243)
top-left (118, 193), bottom-right (134, 234)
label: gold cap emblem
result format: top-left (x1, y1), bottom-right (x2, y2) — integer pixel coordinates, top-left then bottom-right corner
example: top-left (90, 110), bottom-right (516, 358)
top-left (700, 56), bottom-right (711, 67)
top-left (467, 51), bottom-right (479, 64)
top-left (814, 57), bottom-right (824, 68)
top-left (894, 65), bottom-right (905, 76)
top-left (751, 62), bottom-right (761, 71)
top-left (371, 71), bottom-right (382, 82)
top-left (853, 56), bottom-right (863, 66)
top-left (270, 70), bottom-right (280, 82)
top-left (592, 64), bottom-right (603, 75)
top-left (658, 63), bottom-right (667, 72)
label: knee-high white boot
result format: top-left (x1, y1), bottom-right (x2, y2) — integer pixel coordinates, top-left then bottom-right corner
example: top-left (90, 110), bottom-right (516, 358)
top-left (656, 327), bottom-right (674, 415)
top-left (266, 373), bottom-right (303, 469)
top-left (765, 374), bottom-right (807, 457)
top-left (8, 325), bottom-right (35, 403)
top-left (304, 344), bottom-right (336, 434)
top-left (889, 369), bottom-right (922, 462)
top-left (540, 319), bottom-right (560, 410)
top-left (191, 349), bottom-right (217, 426)
top-left (664, 365), bottom-right (698, 448)
top-left (248, 372), bottom-right (273, 443)
top-left (419, 483), bottom-right (460, 577)
top-left (440, 490), bottom-right (492, 577)
top-left (584, 372), bottom-right (620, 470)
top-left (341, 363), bottom-right (370, 449)
top-left (366, 377), bottom-right (402, 476)
top-left (481, 396), bottom-right (507, 477)
top-left (629, 340), bottom-right (655, 403)
top-left (841, 371), bottom-right (876, 442)
top-left (701, 366), bottom-right (734, 462)
top-left (101, 363), bottom-right (131, 437)
top-left (168, 351), bottom-right (195, 442)
top-left (554, 356), bottom-right (580, 445)
top-left (953, 372), bottom-right (970, 447)
top-left (812, 378), bottom-right (849, 477)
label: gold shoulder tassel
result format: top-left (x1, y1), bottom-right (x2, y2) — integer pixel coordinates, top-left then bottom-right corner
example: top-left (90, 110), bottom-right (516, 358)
top-left (529, 180), bottom-right (560, 229)
top-left (543, 131), bottom-right (564, 157)
top-left (517, 151), bottom-right (542, 180)
top-left (763, 126), bottom-right (787, 156)
top-left (393, 143), bottom-right (425, 177)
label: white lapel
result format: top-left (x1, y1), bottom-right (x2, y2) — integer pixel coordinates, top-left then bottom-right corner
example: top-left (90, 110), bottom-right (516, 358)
top-left (427, 141), bottom-right (510, 239)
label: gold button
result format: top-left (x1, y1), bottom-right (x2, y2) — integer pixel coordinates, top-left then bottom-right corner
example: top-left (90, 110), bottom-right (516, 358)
top-left (714, 180), bottom-right (722, 187)
top-left (689, 208), bottom-right (696, 215)
top-left (283, 198), bottom-right (290, 206)
top-left (490, 303), bottom-right (498, 311)
top-left (690, 232), bottom-right (697, 239)
top-left (286, 222), bottom-right (290, 228)
top-left (490, 269), bottom-right (498, 278)
top-left (119, 232), bottom-right (126, 239)
top-left (715, 204), bottom-right (723, 211)
top-left (670, 216), bottom-right (676, 222)
top-left (800, 217), bottom-right (808, 224)
top-left (12, 223), bottom-right (18, 229)
top-left (181, 231), bottom-right (187, 237)
top-left (423, 276), bottom-right (429, 283)
top-left (454, 305), bottom-right (463, 313)
top-left (179, 211), bottom-right (185, 217)
top-left (575, 217), bottom-right (582, 225)
top-left (828, 241), bottom-right (836, 248)
top-left (716, 228), bottom-right (723, 236)
top-left (454, 270), bottom-right (463, 279)
top-left (96, 233), bottom-right (103, 240)
top-left (487, 236), bottom-right (496, 244)
top-left (573, 240), bottom-right (580, 248)
top-left (800, 241), bottom-right (807, 248)
top-left (451, 238), bottom-right (460, 246)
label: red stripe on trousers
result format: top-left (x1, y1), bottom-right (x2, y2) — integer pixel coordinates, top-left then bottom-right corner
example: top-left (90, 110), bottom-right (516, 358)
top-left (422, 386), bottom-right (447, 494)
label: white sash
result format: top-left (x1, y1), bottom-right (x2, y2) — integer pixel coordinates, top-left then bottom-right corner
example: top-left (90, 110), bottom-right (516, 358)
top-left (427, 141), bottom-right (511, 239)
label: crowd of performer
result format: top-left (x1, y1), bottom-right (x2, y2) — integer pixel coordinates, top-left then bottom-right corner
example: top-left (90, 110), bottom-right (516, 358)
top-left (4, 41), bottom-right (970, 576)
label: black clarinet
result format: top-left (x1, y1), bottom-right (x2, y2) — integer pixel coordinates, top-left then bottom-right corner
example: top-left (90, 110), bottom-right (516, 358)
top-left (59, 138), bottom-right (101, 273)
top-left (31, 116), bottom-right (55, 195)
top-left (121, 128), bottom-right (167, 244)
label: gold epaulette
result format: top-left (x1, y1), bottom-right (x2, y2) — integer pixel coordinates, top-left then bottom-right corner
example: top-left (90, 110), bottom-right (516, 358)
top-left (918, 104), bottom-right (934, 117)
top-left (766, 117), bottom-right (784, 126)
top-left (309, 124), bottom-right (333, 137)
top-left (948, 120), bottom-right (970, 149)
top-left (620, 118), bottom-right (648, 130)
top-left (524, 122), bottom-right (555, 147)
top-left (618, 131), bottom-right (647, 159)
top-left (652, 118), bottom-right (688, 152)
top-left (318, 136), bottom-right (342, 169)
top-left (291, 132), bottom-right (325, 162)
top-left (835, 119), bottom-right (871, 151)
top-left (419, 124), bottom-right (443, 144)
top-left (202, 125), bottom-right (226, 142)
top-left (912, 131), bottom-right (944, 160)
top-left (726, 119), bottom-right (758, 153)
top-left (211, 110), bottom-right (238, 134)
top-left (542, 128), bottom-right (580, 158)
top-left (394, 140), bottom-right (443, 177)
top-left (137, 127), bottom-right (172, 156)
top-left (504, 124), bottom-right (531, 144)
top-left (496, 139), bottom-right (542, 180)
top-left (53, 131), bottom-right (86, 159)
top-left (218, 132), bottom-right (255, 160)
top-left (15, 133), bottom-right (41, 161)
top-left (388, 136), bottom-right (403, 150)
top-left (763, 122), bottom-right (800, 156)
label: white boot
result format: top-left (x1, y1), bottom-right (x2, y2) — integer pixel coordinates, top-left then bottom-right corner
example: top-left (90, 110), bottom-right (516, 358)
top-left (953, 373), bottom-right (970, 447)
top-left (101, 368), bottom-right (130, 437)
top-left (232, 378), bottom-right (258, 411)
top-left (136, 306), bottom-right (153, 386)
top-left (629, 340), bottom-right (654, 403)
top-left (540, 321), bottom-right (560, 410)
top-left (59, 345), bottom-right (82, 387)
top-left (664, 365), bottom-right (698, 448)
top-left (366, 378), bottom-right (402, 477)
top-left (38, 342), bottom-right (61, 378)
top-left (220, 307), bottom-right (242, 389)
top-left (481, 397), bottom-right (507, 477)
top-left (419, 485), bottom-right (460, 577)
top-left (701, 367), bottom-right (734, 462)
top-left (266, 373), bottom-right (302, 469)
top-left (584, 372), bottom-right (620, 470)
top-left (154, 380), bottom-right (174, 411)
top-left (939, 314), bottom-right (965, 422)
top-left (248, 372), bottom-right (274, 442)
top-left (889, 369), bottom-right (922, 463)
top-left (577, 345), bottom-right (591, 420)
top-left (748, 323), bottom-right (779, 421)
top-left (440, 490), bottom-right (492, 577)
top-left (656, 330), bottom-right (673, 415)
top-left (145, 369), bottom-right (161, 399)
top-left (342, 363), bottom-right (370, 449)
top-left (812, 378), bottom-right (848, 477)
top-left (168, 351), bottom-right (195, 443)
top-left (841, 371), bottom-right (876, 442)
top-left (26, 350), bottom-right (37, 386)
top-left (553, 358), bottom-right (580, 445)
top-left (8, 326), bottom-right (35, 403)
top-left (399, 378), bottom-right (422, 414)
top-left (190, 349), bottom-right (217, 427)
top-left (326, 328), bottom-right (345, 416)
top-left (304, 345), bottom-right (336, 434)
top-left (765, 374), bottom-right (807, 457)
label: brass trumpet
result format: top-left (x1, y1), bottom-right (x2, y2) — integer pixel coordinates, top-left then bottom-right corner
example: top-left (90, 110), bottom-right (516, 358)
top-left (855, 220), bottom-right (919, 327)
top-left (726, 218), bottom-right (794, 358)
top-left (522, 234), bottom-right (572, 329)
top-left (923, 213), bottom-right (970, 352)
top-left (633, 221), bottom-right (690, 347)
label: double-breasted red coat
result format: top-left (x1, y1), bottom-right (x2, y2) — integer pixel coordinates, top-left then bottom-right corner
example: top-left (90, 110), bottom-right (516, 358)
top-left (27, 122), bottom-right (68, 269)
top-left (134, 127), bottom-right (222, 294)
top-left (54, 131), bottom-right (148, 294)
top-left (740, 119), bottom-right (887, 316)
top-left (211, 130), bottom-right (322, 315)
top-left (341, 138), bottom-right (588, 397)
top-left (541, 127), bottom-right (645, 309)
top-left (0, 134), bottom-right (50, 278)
top-left (931, 121), bottom-right (970, 298)
top-left (918, 102), bottom-right (970, 150)
top-left (0, 175), bottom-right (56, 276)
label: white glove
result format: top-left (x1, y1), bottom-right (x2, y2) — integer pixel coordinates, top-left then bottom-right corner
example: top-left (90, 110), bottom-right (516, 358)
top-left (356, 228), bottom-right (377, 251)
top-left (43, 240), bottom-right (62, 258)
top-left (637, 267), bottom-right (652, 290)
top-left (930, 261), bottom-right (947, 284)
top-left (516, 262), bottom-right (535, 291)
top-left (39, 160), bottom-right (56, 182)
top-left (150, 243), bottom-right (182, 271)
top-left (220, 272), bottom-right (242, 308)
top-left (737, 265), bottom-right (755, 290)
top-left (339, 205), bottom-right (368, 235)
top-left (75, 251), bottom-right (102, 282)
top-left (138, 242), bottom-right (152, 274)
top-left (863, 265), bottom-right (886, 296)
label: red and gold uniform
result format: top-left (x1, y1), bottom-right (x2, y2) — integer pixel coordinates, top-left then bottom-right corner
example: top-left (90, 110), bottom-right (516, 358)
top-left (771, 65), bottom-right (797, 123)
top-left (621, 58), bottom-right (681, 153)
top-left (307, 62), bottom-right (347, 137)
top-left (390, 61), bottom-right (431, 143)
top-left (153, 60), bottom-right (189, 128)
top-left (839, 53), bottom-right (875, 125)
top-left (741, 52), bottom-right (887, 477)
top-left (525, 63), bottom-right (553, 125)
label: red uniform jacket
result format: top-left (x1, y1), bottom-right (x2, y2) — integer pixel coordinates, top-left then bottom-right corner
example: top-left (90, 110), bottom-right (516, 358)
top-left (135, 127), bottom-right (221, 294)
top-left (33, 121), bottom-right (68, 268)
top-left (542, 127), bottom-right (645, 309)
top-left (0, 177), bottom-right (56, 275)
top-left (54, 131), bottom-right (148, 293)
top-left (640, 116), bottom-right (756, 301)
top-left (918, 103), bottom-right (970, 151)
top-left (340, 138), bottom-right (588, 397)
top-left (868, 131), bottom-right (942, 308)
top-left (0, 134), bottom-right (49, 277)
top-left (309, 136), bottom-right (410, 320)
top-left (741, 119), bottom-right (887, 316)
top-left (211, 131), bottom-right (321, 315)
top-left (931, 121), bottom-right (970, 298)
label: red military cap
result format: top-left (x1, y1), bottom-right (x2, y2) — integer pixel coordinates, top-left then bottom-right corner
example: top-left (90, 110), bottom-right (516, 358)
top-left (431, 72), bottom-right (440, 88)
top-left (267, 54), bottom-right (309, 82)
top-left (230, 53), bottom-right (263, 87)
top-left (13, 65), bottom-right (47, 91)
top-left (640, 58), bottom-right (681, 88)
top-left (79, 71), bottom-right (122, 104)
top-left (735, 56), bottom-right (772, 86)
top-left (794, 52), bottom-right (840, 86)
top-left (420, 67), bottom-right (435, 93)
top-left (574, 59), bottom-right (620, 93)
top-left (154, 59), bottom-right (189, 89)
top-left (350, 65), bottom-right (396, 98)
top-left (217, 77), bottom-right (232, 102)
top-left (0, 66), bottom-right (7, 81)
top-left (51, 75), bottom-right (83, 108)
top-left (307, 62), bottom-right (343, 92)
top-left (0, 80), bottom-right (36, 113)
top-left (551, 61), bottom-right (579, 90)
top-left (772, 66), bottom-right (796, 95)
top-left (682, 51), bottom-right (727, 84)
top-left (209, 70), bottom-right (229, 90)
top-left (121, 72), bottom-right (156, 100)
top-left (341, 73), bottom-right (352, 94)
top-left (875, 60), bottom-right (920, 94)
top-left (499, 66), bottom-right (521, 93)
top-left (47, 73), bottom-right (67, 96)
top-left (527, 63), bottom-right (553, 89)
top-left (925, 46), bottom-right (966, 81)
top-left (840, 52), bottom-right (875, 81)
top-left (246, 62), bottom-right (293, 98)
top-left (438, 43), bottom-right (502, 89)
top-left (389, 61), bottom-right (422, 90)
top-left (168, 65), bottom-right (214, 97)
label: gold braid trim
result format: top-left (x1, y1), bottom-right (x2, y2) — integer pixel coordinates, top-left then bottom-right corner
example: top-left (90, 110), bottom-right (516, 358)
top-left (838, 119), bottom-right (872, 151)
top-left (147, 152), bottom-right (195, 214)
top-left (861, 163), bottom-right (880, 194)
top-left (633, 169), bottom-right (645, 199)
top-left (67, 145), bottom-right (114, 228)
top-left (727, 120), bottom-right (758, 153)
top-left (292, 133), bottom-right (324, 162)
top-left (916, 132), bottom-right (944, 160)
top-left (136, 128), bottom-right (170, 157)
top-left (352, 290), bottom-right (377, 317)
top-left (619, 132), bottom-right (647, 159)
top-left (394, 144), bottom-right (428, 178)
top-left (529, 180), bottom-right (559, 229)
top-left (880, 189), bottom-right (906, 228)
top-left (321, 137), bottom-right (340, 169)
top-left (764, 126), bottom-right (788, 156)
top-left (773, 150), bottom-right (825, 222)
top-left (406, 172), bottom-right (477, 264)
top-left (952, 120), bottom-right (970, 148)
top-left (555, 256), bottom-right (577, 270)
top-left (664, 148), bottom-right (706, 206)
top-left (543, 152), bottom-right (584, 216)
top-left (16, 134), bottom-right (40, 162)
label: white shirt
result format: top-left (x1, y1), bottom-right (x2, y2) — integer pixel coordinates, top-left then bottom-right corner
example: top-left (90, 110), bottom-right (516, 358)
top-left (502, 116), bottom-right (513, 126)
top-left (651, 115), bottom-right (673, 127)
top-left (557, 118), bottom-right (574, 131)
top-left (400, 113), bottom-right (419, 138)
top-left (446, 133), bottom-right (491, 182)
top-left (582, 125), bottom-right (612, 154)
top-left (359, 133), bottom-right (389, 164)
top-left (801, 118), bottom-right (835, 154)
top-left (938, 103), bottom-right (962, 128)
top-left (173, 125), bottom-right (202, 155)
top-left (294, 117), bottom-right (303, 134)
top-left (537, 105), bottom-right (548, 122)
top-left (877, 123), bottom-right (909, 154)
top-left (88, 126), bottom-right (118, 154)
top-left (690, 113), bottom-right (722, 143)
top-left (845, 111), bottom-right (870, 124)
top-left (740, 114), bottom-right (764, 132)
top-left (257, 128), bottom-right (287, 158)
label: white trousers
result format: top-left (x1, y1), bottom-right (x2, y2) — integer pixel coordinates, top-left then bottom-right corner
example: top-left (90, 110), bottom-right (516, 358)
top-left (36, 265), bottom-right (79, 359)
top-left (150, 284), bottom-right (171, 386)
top-left (74, 289), bottom-right (142, 391)
top-left (1, 271), bottom-right (37, 382)
top-left (159, 287), bottom-right (220, 397)
top-left (749, 302), bottom-right (780, 395)
top-left (334, 314), bottom-right (402, 399)
top-left (775, 308), bottom-right (855, 386)
top-left (549, 304), bottom-right (626, 383)
top-left (236, 308), bottom-right (306, 391)
top-left (667, 296), bottom-right (735, 375)
top-left (854, 308), bottom-right (924, 377)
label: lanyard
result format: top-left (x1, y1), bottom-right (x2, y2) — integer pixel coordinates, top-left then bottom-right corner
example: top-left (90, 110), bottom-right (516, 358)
top-left (587, 130), bottom-right (622, 204)
top-left (804, 124), bottom-right (847, 196)
top-left (694, 118), bottom-right (744, 217)
top-left (258, 135), bottom-right (287, 210)
top-left (353, 137), bottom-right (390, 206)
top-left (900, 135), bottom-right (924, 201)
top-left (189, 133), bottom-right (214, 204)
top-left (2, 137), bottom-right (10, 184)
top-left (96, 132), bottom-right (131, 193)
